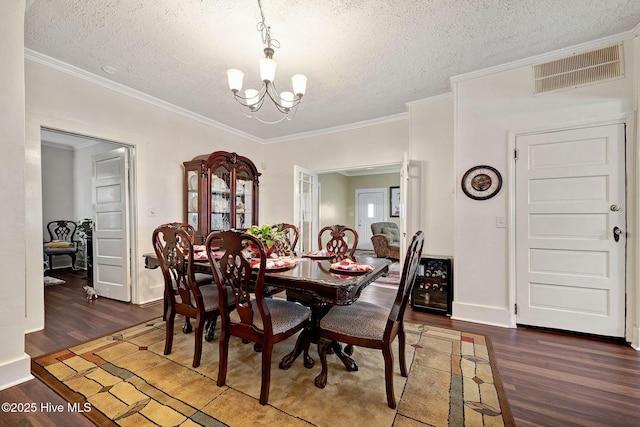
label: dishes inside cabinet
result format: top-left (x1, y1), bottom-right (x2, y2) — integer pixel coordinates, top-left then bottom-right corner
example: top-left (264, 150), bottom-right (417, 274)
top-left (213, 199), bottom-right (229, 213)
top-left (213, 177), bottom-right (227, 192)
top-left (190, 195), bottom-right (198, 211)
top-left (189, 174), bottom-right (198, 190)
top-left (188, 213), bottom-right (197, 228)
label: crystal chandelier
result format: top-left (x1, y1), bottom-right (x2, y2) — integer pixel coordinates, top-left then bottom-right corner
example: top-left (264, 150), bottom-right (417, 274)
top-left (226, 0), bottom-right (307, 124)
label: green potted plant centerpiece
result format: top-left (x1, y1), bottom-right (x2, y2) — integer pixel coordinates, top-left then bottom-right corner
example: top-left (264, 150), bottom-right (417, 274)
top-left (246, 225), bottom-right (286, 257)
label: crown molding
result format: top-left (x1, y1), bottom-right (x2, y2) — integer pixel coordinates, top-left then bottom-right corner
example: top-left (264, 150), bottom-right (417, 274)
top-left (405, 92), bottom-right (453, 107)
top-left (24, 49), bottom-right (264, 145)
top-left (262, 112), bottom-right (409, 144)
top-left (450, 29), bottom-right (636, 85)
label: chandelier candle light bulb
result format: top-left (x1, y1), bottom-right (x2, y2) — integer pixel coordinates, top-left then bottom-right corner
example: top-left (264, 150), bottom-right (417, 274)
top-left (259, 54), bottom-right (277, 83)
top-left (226, 0), bottom-right (307, 124)
top-left (245, 89), bottom-right (260, 108)
top-left (227, 69), bottom-right (244, 93)
top-left (291, 74), bottom-right (308, 97)
top-left (280, 91), bottom-right (294, 109)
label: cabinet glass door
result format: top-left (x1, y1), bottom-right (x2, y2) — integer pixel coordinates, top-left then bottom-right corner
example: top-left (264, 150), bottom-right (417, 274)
top-left (186, 169), bottom-right (199, 230)
top-left (211, 165), bottom-right (231, 230)
top-left (236, 170), bottom-right (253, 229)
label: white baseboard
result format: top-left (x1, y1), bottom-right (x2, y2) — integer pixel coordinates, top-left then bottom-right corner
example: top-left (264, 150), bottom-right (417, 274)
top-left (0, 353), bottom-right (33, 391)
top-left (631, 324), bottom-right (640, 351)
top-left (451, 301), bottom-right (514, 328)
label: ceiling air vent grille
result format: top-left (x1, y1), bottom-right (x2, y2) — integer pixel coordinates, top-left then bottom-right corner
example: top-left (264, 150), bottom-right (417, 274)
top-left (533, 44), bottom-right (623, 94)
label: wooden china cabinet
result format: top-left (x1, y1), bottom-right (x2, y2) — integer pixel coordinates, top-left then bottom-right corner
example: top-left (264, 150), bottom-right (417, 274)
top-left (183, 150), bottom-right (260, 243)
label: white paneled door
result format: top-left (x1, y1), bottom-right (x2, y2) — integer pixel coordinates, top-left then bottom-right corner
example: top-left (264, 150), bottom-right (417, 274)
top-left (355, 189), bottom-right (386, 248)
top-left (92, 148), bottom-right (131, 302)
top-left (515, 124), bottom-right (626, 337)
top-left (293, 166), bottom-right (318, 253)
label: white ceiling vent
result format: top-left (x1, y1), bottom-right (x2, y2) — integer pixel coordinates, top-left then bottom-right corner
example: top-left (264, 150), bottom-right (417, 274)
top-left (533, 44), bottom-right (623, 94)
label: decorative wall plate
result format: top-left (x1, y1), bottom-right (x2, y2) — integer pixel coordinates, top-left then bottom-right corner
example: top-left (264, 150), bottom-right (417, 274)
top-left (461, 165), bottom-right (502, 200)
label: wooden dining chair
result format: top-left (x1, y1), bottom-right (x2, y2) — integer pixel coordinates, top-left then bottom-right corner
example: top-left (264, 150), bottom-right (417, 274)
top-left (152, 223), bottom-right (232, 368)
top-left (314, 231), bottom-right (424, 409)
top-left (318, 224), bottom-right (359, 258)
top-left (206, 230), bottom-right (312, 405)
top-left (158, 222), bottom-right (214, 334)
top-left (273, 223), bottom-right (299, 257)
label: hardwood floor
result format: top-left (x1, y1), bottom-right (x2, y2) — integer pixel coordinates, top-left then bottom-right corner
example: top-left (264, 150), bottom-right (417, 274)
top-left (0, 269), bottom-right (163, 427)
top-left (1, 268), bottom-right (639, 426)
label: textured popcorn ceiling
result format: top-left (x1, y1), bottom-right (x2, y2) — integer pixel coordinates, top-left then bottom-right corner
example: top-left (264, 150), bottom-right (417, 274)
top-left (25, 0), bottom-right (640, 140)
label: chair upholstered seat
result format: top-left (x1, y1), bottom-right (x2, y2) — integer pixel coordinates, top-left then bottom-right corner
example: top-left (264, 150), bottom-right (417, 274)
top-left (194, 272), bottom-right (214, 286)
top-left (230, 299), bottom-right (310, 334)
top-left (320, 301), bottom-right (388, 341)
top-left (198, 284), bottom-right (222, 312)
top-left (173, 283), bottom-right (233, 312)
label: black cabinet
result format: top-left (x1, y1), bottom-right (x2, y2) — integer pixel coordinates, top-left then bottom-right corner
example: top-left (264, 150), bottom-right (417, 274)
top-left (411, 255), bottom-right (453, 316)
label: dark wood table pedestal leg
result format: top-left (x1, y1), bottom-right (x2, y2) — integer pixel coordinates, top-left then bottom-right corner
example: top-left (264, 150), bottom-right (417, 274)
top-left (315, 338), bottom-right (359, 388)
top-left (279, 300), bottom-right (329, 369)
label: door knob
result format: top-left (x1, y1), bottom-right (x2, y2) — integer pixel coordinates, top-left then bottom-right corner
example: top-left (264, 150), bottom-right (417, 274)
top-left (613, 226), bottom-right (624, 242)
top-left (610, 204), bottom-right (620, 212)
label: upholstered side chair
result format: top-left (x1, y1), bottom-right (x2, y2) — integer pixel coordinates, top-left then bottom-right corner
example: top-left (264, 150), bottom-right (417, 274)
top-left (152, 223), bottom-right (233, 368)
top-left (43, 220), bottom-right (79, 272)
top-left (206, 230), bottom-right (312, 405)
top-left (314, 230), bottom-right (425, 409)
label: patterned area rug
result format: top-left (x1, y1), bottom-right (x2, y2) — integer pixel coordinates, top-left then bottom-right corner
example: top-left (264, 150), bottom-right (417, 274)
top-left (32, 318), bottom-right (514, 426)
top-left (372, 261), bottom-right (401, 288)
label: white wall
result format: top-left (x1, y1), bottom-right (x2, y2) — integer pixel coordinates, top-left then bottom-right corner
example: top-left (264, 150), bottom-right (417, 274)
top-left (452, 38), bottom-right (637, 334)
top-left (41, 144), bottom-right (75, 269)
top-left (0, 0), bottom-right (31, 391)
top-left (41, 144), bottom-right (74, 226)
top-left (24, 60), bottom-right (263, 332)
top-left (408, 94), bottom-right (455, 257)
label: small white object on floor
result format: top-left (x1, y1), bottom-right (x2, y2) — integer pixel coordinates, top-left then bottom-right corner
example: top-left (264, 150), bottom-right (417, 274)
top-left (44, 276), bottom-right (65, 286)
top-left (83, 285), bottom-right (98, 300)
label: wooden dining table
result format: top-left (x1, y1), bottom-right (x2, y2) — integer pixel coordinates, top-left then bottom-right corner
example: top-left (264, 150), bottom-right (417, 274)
top-left (143, 252), bottom-right (391, 370)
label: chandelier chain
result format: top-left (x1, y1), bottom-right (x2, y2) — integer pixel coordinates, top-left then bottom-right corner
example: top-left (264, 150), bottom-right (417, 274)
top-left (257, 0), bottom-right (280, 50)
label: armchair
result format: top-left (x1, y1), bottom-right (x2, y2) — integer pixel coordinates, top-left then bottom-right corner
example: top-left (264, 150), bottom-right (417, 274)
top-left (370, 222), bottom-right (400, 259)
top-left (43, 220), bottom-right (79, 272)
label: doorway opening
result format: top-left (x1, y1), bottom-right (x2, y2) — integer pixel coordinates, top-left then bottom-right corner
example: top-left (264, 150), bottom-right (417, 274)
top-left (40, 128), bottom-right (137, 303)
top-left (299, 164), bottom-right (401, 252)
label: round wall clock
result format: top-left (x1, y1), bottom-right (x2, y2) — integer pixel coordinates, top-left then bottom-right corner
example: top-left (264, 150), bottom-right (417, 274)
top-left (461, 165), bottom-right (502, 200)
